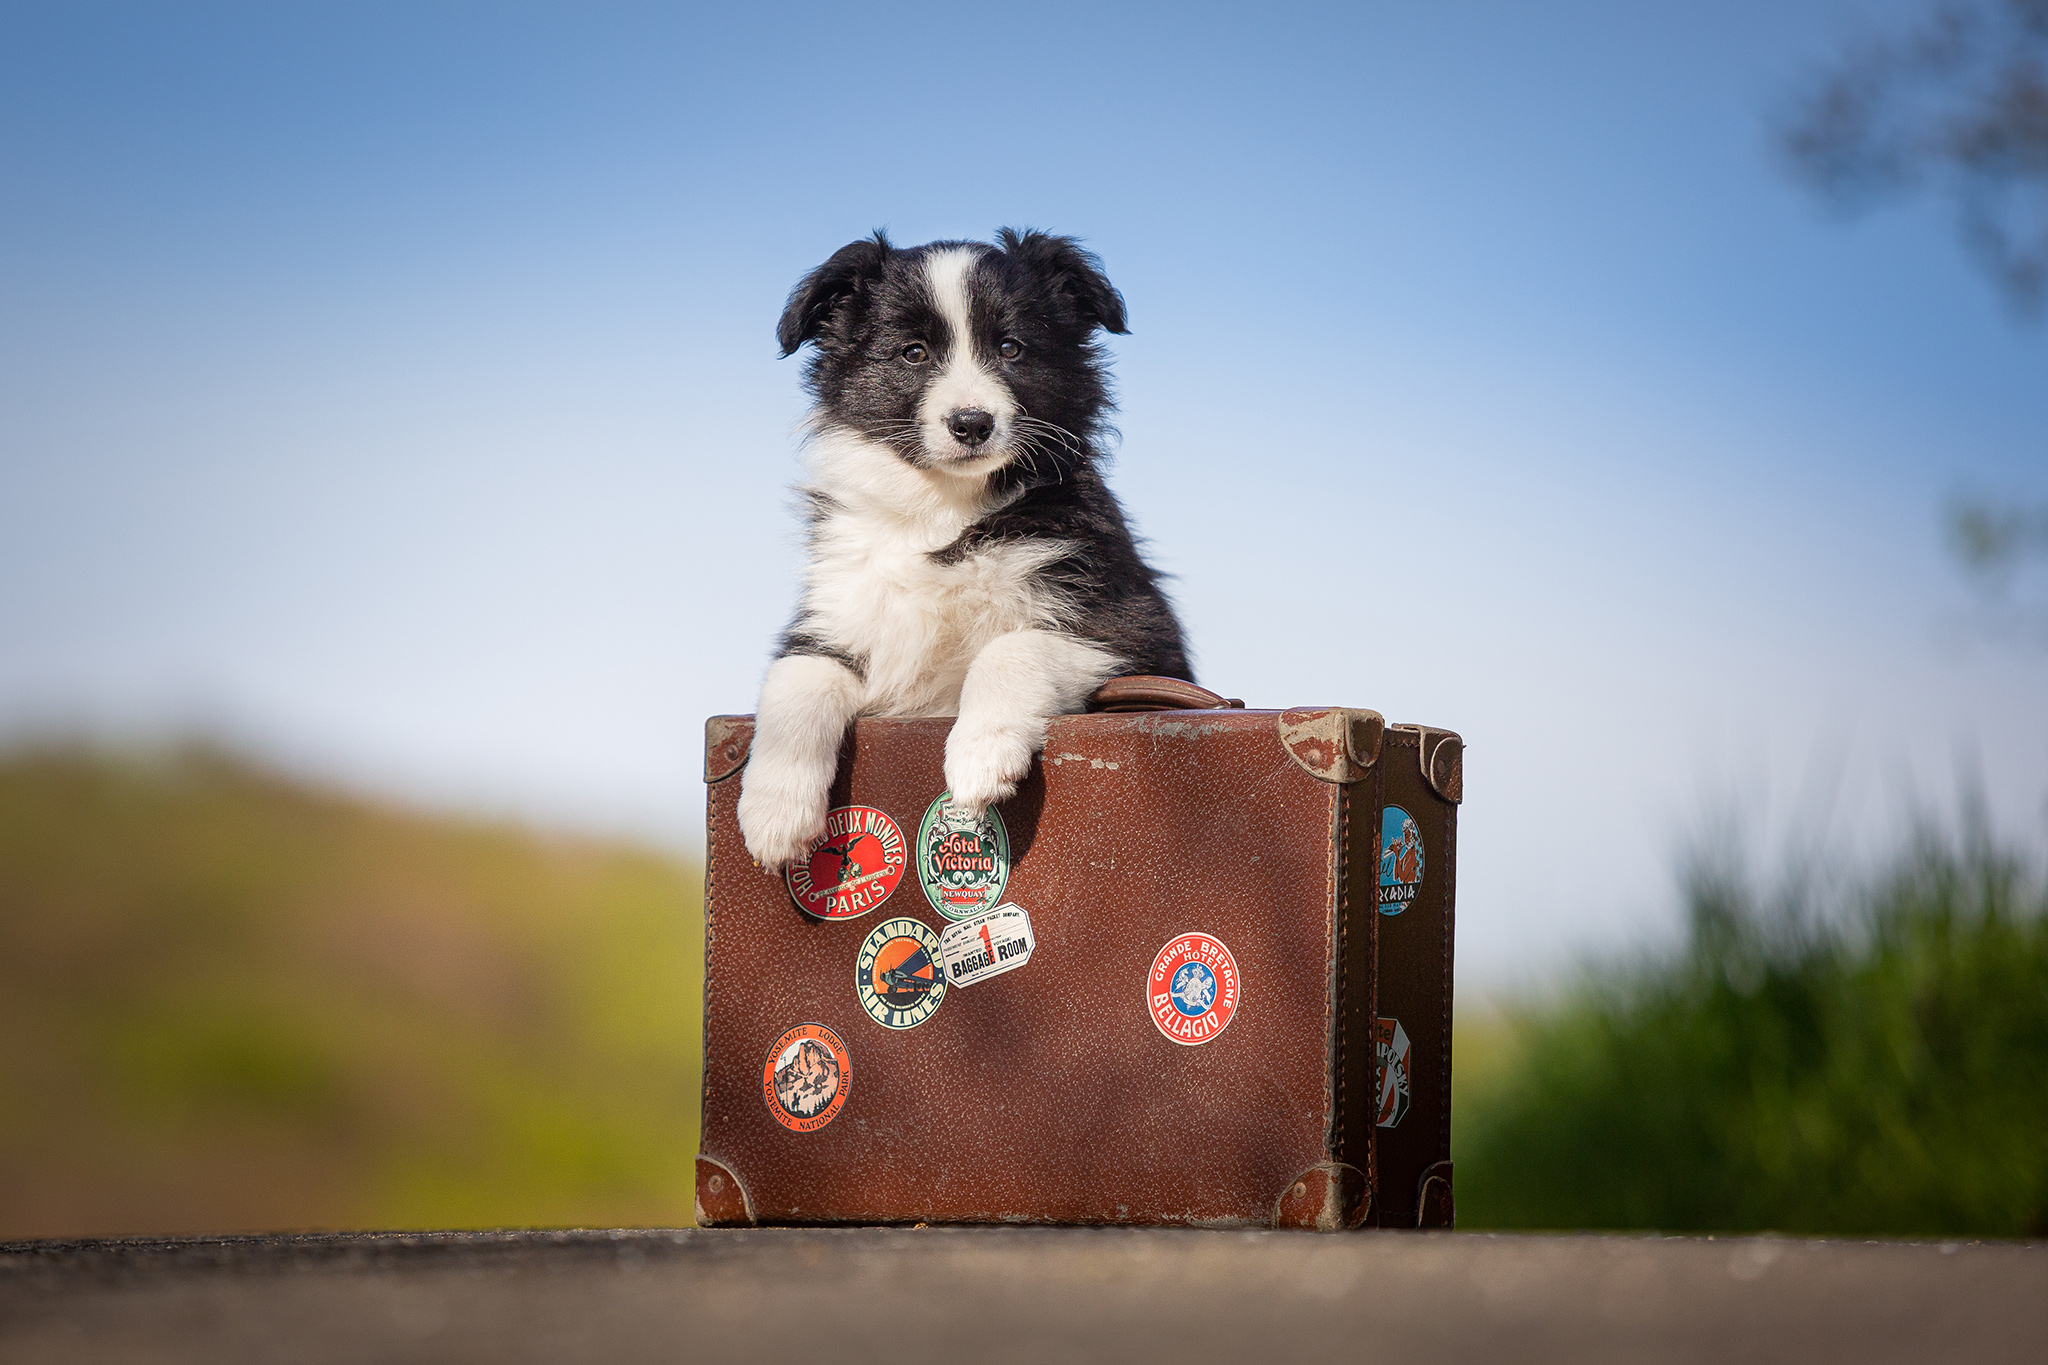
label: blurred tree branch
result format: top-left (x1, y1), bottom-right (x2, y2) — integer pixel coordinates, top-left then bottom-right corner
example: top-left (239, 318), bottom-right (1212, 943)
top-left (1782, 0), bottom-right (2048, 316)
top-left (1947, 494), bottom-right (2048, 587)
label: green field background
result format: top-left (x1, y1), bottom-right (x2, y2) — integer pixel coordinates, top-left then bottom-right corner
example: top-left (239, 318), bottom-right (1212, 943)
top-left (0, 746), bottom-right (702, 1237)
top-left (2, 744), bottom-right (2041, 1239)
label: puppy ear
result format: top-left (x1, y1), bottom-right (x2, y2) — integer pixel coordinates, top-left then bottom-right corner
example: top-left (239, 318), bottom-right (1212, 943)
top-left (777, 232), bottom-right (891, 357)
top-left (997, 228), bottom-right (1130, 335)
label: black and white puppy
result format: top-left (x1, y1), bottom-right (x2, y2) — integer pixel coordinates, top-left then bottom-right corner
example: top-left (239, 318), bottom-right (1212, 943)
top-left (738, 228), bottom-right (1193, 870)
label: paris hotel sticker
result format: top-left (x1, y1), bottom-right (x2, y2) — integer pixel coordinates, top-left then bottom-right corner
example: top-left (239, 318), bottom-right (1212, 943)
top-left (784, 805), bottom-right (907, 921)
top-left (1147, 932), bottom-right (1241, 1045)
top-left (916, 793), bottom-right (1010, 921)
top-left (1378, 805), bottom-right (1424, 916)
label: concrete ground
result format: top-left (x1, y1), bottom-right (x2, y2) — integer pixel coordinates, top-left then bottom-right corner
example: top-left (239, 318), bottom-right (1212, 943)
top-left (2, 1227), bottom-right (2043, 1364)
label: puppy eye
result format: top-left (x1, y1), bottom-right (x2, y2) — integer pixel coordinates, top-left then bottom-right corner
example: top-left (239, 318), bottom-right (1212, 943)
top-left (902, 343), bottom-right (928, 364)
top-left (998, 338), bottom-right (1023, 361)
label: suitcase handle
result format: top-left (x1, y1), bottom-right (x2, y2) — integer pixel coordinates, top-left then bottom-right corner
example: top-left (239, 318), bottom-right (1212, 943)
top-left (1088, 675), bottom-right (1246, 712)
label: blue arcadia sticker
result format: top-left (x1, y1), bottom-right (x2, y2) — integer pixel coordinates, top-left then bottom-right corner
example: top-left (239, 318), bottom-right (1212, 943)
top-left (1378, 805), bottom-right (1423, 916)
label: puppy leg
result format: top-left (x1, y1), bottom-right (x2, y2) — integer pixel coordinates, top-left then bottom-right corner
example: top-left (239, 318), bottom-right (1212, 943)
top-left (945, 629), bottom-right (1121, 813)
top-left (738, 653), bottom-right (865, 871)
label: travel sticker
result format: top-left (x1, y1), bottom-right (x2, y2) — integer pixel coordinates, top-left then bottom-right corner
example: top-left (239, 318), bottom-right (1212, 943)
top-left (785, 805), bottom-right (907, 920)
top-left (917, 793), bottom-right (1010, 921)
top-left (1147, 932), bottom-right (1242, 1046)
top-left (854, 917), bottom-right (947, 1030)
top-left (762, 1023), bottom-right (851, 1133)
top-left (1375, 1016), bottom-right (1412, 1128)
top-left (938, 903), bottom-right (1036, 988)
top-left (1378, 805), bottom-right (1424, 916)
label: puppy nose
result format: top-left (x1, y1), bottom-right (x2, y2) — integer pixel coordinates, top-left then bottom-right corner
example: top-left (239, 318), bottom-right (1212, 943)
top-left (947, 409), bottom-right (996, 445)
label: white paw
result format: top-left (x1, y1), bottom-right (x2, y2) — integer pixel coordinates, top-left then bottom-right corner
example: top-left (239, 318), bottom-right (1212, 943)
top-left (943, 722), bottom-right (1036, 814)
top-left (737, 762), bottom-right (829, 873)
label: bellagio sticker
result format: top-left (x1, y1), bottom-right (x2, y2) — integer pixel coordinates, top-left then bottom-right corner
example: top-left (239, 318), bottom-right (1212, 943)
top-left (938, 903), bottom-right (1036, 988)
top-left (763, 1023), bottom-right (851, 1133)
top-left (785, 806), bottom-right (907, 920)
top-left (1147, 932), bottom-right (1241, 1045)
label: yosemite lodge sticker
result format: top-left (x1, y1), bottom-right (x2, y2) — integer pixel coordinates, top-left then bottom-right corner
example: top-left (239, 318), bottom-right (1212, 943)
top-left (762, 1023), bottom-right (851, 1133)
top-left (1378, 805), bottom-right (1424, 916)
top-left (785, 806), bottom-right (906, 920)
top-left (1147, 933), bottom-right (1242, 1046)
top-left (917, 794), bottom-right (1010, 921)
top-left (1375, 1016), bottom-right (1412, 1129)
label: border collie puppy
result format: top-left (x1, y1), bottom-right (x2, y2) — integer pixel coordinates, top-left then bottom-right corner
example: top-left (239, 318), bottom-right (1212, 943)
top-left (737, 229), bottom-right (1193, 871)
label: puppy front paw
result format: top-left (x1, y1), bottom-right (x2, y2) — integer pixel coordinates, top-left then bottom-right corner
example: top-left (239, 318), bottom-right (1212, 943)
top-left (737, 766), bottom-right (829, 873)
top-left (943, 723), bottom-right (1036, 814)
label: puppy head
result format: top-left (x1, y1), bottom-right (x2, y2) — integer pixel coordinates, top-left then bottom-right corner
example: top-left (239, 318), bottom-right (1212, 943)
top-left (779, 229), bottom-right (1128, 482)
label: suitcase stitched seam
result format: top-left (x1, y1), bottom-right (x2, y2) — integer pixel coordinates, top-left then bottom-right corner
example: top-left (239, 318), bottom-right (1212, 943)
top-left (1439, 773), bottom-right (1455, 1168)
top-left (702, 777), bottom-right (719, 1137)
top-left (1334, 781), bottom-right (1346, 1172)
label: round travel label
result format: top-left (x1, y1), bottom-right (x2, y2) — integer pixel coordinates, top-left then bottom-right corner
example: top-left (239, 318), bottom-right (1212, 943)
top-left (762, 1023), bottom-right (851, 1132)
top-left (785, 805), bottom-right (908, 920)
top-left (917, 793), bottom-right (1010, 921)
top-left (1147, 932), bottom-right (1242, 1046)
top-left (1378, 805), bottom-right (1423, 916)
top-left (855, 916), bottom-right (947, 1030)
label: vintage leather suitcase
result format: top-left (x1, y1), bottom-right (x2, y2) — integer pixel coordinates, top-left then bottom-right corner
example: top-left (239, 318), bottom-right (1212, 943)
top-left (695, 677), bottom-right (1460, 1231)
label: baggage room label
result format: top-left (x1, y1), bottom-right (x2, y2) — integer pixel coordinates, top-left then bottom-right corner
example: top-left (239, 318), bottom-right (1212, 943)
top-left (938, 903), bottom-right (1036, 988)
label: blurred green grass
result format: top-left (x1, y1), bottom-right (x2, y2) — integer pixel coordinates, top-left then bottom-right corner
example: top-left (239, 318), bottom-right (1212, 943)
top-left (1453, 825), bottom-right (2048, 1237)
top-left (0, 743), bottom-right (701, 1238)
top-left (5, 741), bottom-right (2042, 1239)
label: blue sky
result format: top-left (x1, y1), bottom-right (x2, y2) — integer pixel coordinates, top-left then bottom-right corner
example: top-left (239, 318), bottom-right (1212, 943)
top-left (2, 1), bottom-right (2042, 986)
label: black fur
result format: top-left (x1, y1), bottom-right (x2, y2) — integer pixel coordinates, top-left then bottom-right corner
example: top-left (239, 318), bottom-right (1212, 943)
top-left (775, 228), bottom-right (1193, 684)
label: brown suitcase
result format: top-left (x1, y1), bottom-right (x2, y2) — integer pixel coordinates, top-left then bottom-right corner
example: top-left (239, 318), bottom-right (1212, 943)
top-left (695, 678), bottom-right (1460, 1230)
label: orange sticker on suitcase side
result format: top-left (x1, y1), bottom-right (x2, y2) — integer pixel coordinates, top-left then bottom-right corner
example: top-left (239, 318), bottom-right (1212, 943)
top-left (763, 1023), bottom-right (852, 1132)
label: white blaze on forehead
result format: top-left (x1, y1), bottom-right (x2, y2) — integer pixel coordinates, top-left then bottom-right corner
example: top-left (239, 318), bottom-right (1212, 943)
top-left (919, 247), bottom-right (1014, 461)
top-left (924, 247), bottom-right (981, 362)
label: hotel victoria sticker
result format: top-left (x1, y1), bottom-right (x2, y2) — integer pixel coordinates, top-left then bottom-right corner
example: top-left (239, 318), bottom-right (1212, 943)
top-left (1147, 932), bottom-right (1242, 1046)
top-left (917, 793), bottom-right (1010, 921)
top-left (785, 805), bottom-right (907, 921)
top-left (854, 917), bottom-right (947, 1030)
top-left (1378, 805), bottom-right (1424, 916)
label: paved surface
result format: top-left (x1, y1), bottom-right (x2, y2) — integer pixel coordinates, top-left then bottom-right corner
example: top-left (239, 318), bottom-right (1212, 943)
top-left (2, 1227), bottom-right (2043, 1363)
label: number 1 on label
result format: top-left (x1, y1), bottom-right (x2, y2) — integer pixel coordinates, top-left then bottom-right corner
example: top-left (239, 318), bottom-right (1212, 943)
top-left (979, 924), bottom-right (994, 963)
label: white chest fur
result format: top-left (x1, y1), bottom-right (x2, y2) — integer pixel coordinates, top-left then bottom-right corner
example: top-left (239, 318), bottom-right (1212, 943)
top-left (795, 429), bottom-right (1073, 716)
